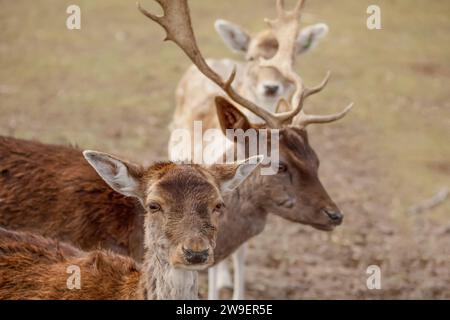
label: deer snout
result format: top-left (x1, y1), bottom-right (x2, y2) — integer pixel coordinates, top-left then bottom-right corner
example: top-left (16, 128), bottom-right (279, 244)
top-left (181, 237), bottom-right (211, 265)
top-left (182, 247), bottom-right (209, 264)
top-left (321, 208), bottom-right (344, 225)
top-left (263, 84), bottom-right (280, 97)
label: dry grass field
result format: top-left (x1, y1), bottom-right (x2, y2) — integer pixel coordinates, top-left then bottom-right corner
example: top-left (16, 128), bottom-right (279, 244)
top-left (1, 0), bottom-right (449, 299)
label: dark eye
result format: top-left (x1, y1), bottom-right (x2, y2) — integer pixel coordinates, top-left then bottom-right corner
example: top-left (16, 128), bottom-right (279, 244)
top-left (277, 162), bottom-right (288, 173)
top-left (148, 202), bottom-right (162, 213)
top-left (214, 202), bottom-right (225, 213)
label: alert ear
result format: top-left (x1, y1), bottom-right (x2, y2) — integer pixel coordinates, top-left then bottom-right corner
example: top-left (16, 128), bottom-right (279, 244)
top-left (215, 96), bottom-right (252, 134)
top-left (83, 150), bottom-right (144, 198)
top-left (296, 23), bottom-right (329, 54)
top-left (209, 155), bottom-right (264, 193)
top-left (215, 19), bottom-right (251, 53)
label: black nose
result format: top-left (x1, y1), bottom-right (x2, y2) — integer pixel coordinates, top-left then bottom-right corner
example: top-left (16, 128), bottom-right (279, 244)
top-left (264, 84), bottom-right (279, 96)
top-left (182, 248), bottom-right (209, 264)
top-left (323, 209), bottom-right (343, 225)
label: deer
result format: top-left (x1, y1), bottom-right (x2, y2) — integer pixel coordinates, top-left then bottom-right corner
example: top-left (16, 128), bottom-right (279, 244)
top-left (138, 0), bottom-right (353, 299)
top-left (0, 150), bottom-right (262, 299)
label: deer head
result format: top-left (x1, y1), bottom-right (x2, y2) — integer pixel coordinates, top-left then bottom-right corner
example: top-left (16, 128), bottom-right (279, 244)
top-left (215, 97), bottom-right (343, 229)
top-left (138, 0), bottom-right (353, 230)
top-left (83, 151), bottom-right (262, 269)
top-left (215, 1), bottom-right (329, 115)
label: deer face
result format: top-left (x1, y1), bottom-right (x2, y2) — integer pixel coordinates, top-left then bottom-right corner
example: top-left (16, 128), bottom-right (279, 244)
top-left (216, 98), bottom-right (343, 232)
top-left (142, 165), bottom-right (224, 270)
top-left (264, 127), bottom-right (343, 230)
top-left (243, 30), bottom-right (296, 109)
top-left (83, 151), bottom-right (262, 270)
top-left (215, 20), bottom-right (328, 115)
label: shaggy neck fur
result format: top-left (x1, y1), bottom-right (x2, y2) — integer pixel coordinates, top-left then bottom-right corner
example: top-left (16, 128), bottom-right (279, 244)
top-left (139, 224), bottom-right (198, 300)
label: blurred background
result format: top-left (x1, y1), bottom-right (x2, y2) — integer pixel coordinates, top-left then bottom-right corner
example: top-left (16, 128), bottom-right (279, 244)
top-left (0, 0), bottom-right (449, 298)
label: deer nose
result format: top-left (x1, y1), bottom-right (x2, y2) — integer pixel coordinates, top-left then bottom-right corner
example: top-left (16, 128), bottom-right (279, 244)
top-left (182, 247), bottom-right (209, 264)
top-left (322, 208), bottom-right (343, 225)
top-left (263, 84), bottom-right (280, 96)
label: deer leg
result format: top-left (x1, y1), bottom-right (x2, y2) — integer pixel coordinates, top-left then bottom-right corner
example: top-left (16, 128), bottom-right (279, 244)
top-left (232, 244), bottom-right (247, 300)
top-left (216, 259), bottom-right (233, 290)
top-left (208, 266), bottom-right (219, 300)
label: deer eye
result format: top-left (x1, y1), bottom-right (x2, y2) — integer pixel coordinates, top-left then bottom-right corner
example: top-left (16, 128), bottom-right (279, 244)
top-left (214, 202), bottom-right (225, 213)
top-left (148, 202), bottom-right (162, 213)
top-left (277, 162), bottom-right (288, 173)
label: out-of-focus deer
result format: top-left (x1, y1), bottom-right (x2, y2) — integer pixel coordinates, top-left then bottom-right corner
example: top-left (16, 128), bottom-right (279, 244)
top-left (171, 0), bottom-right (328, 136)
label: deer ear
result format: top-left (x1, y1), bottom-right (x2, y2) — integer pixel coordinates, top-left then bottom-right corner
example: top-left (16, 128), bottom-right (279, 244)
top-left (215, 96), bottom-right (252, 134)
top-left (210, 155), bottom-right (263, 193)
top-left (296, 23), bottom-right (329, 54)
top-left (83, 150), bottom-right (143, 198)
top-left (215, 19), bottom-right (250, 53)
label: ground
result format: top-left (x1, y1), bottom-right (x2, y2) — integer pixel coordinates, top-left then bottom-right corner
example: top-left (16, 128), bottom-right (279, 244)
top-left (0, 0), bottom-right (449, 299)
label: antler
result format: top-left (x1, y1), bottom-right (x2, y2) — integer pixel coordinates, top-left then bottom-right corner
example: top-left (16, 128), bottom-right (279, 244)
top-left (263, 0), bottom-right (304, 75)
top-left (295, 102), bottom-right (354, 128)
top-left (260, 0), bottom-right (305, 124)
top-left (288, 71), bottom-right (353, 128)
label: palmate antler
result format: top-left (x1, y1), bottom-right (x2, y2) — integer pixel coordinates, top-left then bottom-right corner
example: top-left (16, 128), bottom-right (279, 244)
top-left (137, 0), bottom-right (352, 129)
top-left (261, 0), bottom-right (353, 128)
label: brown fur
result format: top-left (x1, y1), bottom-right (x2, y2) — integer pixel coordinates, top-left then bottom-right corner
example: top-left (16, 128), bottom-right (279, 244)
top-left (0, 227), bottom-right (141, 300)
top-left (0, 136), bottom-right (144, 260)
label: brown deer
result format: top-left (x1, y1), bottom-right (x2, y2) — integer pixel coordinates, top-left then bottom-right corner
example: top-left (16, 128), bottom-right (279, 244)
top-left (138, 0), bottom-right (353, 299)
top-left (0, 151), bottom-right (262, 299)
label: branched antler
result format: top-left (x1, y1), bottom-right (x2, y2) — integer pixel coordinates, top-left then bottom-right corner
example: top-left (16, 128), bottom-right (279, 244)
top-left (293, 71), bottom-right (354, 128)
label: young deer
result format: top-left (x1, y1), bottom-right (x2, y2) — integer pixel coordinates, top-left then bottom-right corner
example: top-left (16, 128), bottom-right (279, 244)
top-left (138, 0), bottom-right (353, 299)
top-left (0, 151), bottom-right (262, 299)
top-left (171, 0), bottom-right (328, 137)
